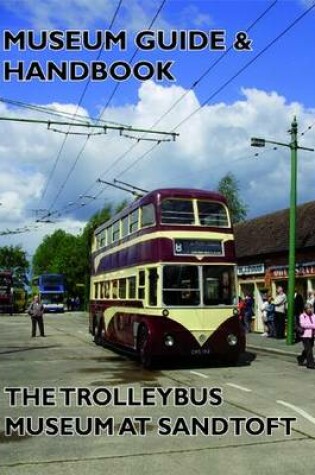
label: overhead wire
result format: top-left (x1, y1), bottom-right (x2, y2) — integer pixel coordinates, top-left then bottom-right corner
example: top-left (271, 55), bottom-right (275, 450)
top-left (0, 96), bottom-right (129, 127)
top-left (69, 0), bottom-right (280, 202)
top-left (48, 0), bottom-right (168, 213)
top-left (38, 1), bottom-right (315, 220)
top-left (41, 0), bottom-right (124, 201)
top-left (46, 0), bottom-right (167, 212)
top-left (114, 1), bottom-right (315, 180)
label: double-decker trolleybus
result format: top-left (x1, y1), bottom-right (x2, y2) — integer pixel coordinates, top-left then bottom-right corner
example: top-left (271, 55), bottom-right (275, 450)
top-left (89, 189), bottom-right (245, 367)
top-left (32, 273), bottom-right (66, 312)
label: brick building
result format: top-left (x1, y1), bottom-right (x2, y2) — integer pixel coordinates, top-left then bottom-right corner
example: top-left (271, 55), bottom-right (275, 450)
top-left (234, 201), bottom-right (315, 331)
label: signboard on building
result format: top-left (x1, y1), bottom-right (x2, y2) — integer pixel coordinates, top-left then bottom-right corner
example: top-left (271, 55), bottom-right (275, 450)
top-left (237, 264), bottom-right (265, 276)
top-left (271, 262), bottom-right (315, 278)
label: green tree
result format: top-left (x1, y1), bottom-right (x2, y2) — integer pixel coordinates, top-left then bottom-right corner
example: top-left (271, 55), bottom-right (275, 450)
top-left (32, 200), bottom-right (128, 308)
top-left (32, 230), bottom-right (86, 296)
top-left (0, 245), bottom-right (29, 275)
top-left (217, 172), bottom-right (248, 223)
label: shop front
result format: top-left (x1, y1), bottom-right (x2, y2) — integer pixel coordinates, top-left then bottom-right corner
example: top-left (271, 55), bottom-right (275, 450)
top-left (237, 263), bottom-right (266, 332)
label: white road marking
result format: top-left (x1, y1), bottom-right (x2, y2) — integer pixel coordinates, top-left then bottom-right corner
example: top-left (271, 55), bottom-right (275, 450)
top-left (190, 371), bottom-right (208, 379)
top-left (226, 383), bottom-right (252, 392)
top-left (277, 400), bottom-right (315, 424)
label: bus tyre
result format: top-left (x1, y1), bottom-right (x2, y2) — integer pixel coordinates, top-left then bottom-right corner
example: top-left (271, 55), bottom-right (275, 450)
top-left (137, 326), bottom-right (153, 369)
top-left (94, 323), bottom-right (103, 346)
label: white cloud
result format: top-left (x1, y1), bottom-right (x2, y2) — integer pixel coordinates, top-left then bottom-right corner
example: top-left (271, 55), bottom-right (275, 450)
top-left (0, 82), bottom-right (314, 257)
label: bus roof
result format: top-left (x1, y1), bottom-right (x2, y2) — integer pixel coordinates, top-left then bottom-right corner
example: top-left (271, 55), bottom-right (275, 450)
top-left (95, 188), bottom-right (227, 234)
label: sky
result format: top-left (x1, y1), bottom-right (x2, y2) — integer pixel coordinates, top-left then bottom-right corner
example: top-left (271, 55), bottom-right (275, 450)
top-left (0, 0), bottom-right (314, 258)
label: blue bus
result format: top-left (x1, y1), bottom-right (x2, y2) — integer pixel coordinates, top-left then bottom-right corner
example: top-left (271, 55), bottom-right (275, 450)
top-left (32, 274), bottom-right (66, 312)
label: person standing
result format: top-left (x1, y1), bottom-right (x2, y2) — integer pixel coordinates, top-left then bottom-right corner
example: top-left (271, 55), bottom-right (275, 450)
top-left (266, 295), bottom-right (275, 337)
top-left (244, 292), bottom-right (254, 333)
top-left (260, 294), bottom-right (269, 336)
top-left (273, 286), bottom-right (287, 339)
top-left (297, 303), bottom-right (315, 369)
top-left (28, 295), bottom-right (45, 337)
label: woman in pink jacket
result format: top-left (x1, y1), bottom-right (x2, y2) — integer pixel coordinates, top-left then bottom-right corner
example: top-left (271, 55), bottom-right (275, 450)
top-left (297, 303), bottom-right (315, 369)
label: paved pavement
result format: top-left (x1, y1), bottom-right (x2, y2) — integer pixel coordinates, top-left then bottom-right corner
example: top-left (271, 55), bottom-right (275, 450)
top-left (246, 332), bottom-right (300, 357)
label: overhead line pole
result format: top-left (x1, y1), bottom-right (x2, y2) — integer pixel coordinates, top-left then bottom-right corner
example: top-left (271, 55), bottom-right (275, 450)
top-left (251, 117), bottom-right (314, 345)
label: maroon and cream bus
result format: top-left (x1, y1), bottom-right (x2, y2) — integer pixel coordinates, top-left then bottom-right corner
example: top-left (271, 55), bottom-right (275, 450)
top-left (89, 188), bottom-right (245, 367)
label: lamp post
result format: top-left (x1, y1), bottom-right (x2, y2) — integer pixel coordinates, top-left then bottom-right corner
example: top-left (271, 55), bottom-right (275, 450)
top-left (251, 117), bottom-right (314, 345)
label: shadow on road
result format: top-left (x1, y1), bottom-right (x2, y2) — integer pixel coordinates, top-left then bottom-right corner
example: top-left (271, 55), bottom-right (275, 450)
top-left (0, 345), bottom-right (61, 355)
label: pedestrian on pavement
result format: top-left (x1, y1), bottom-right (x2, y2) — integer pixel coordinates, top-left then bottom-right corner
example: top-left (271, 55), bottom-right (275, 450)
top-left (297, 303), bottom-right (315, 369)
top-left (27, 295), bottom-right (45, 337)
top-left (273, 286), bottom-right (287, 339)
top-left (266, 295), bottom-right (275, 337)
top-left (244, 292), bottom-right (254, 333)
top-left (260, 294), bottom-right (269, 336)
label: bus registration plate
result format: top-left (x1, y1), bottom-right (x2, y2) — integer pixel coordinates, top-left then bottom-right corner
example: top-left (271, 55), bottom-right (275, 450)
top-left (191, 348), bottom-right (211, 355)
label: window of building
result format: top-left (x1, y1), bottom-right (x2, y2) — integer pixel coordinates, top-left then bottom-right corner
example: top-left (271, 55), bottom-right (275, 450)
top-left (141, 204), bottom-right (155, 228)
top-left (198, 201), bottom-right (229, 227)
top-left (161, 199), bottom-right (195, 225)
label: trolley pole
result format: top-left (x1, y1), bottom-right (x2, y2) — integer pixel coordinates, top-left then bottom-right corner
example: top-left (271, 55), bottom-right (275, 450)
top-left (251, 117), bottom-right (314, 345)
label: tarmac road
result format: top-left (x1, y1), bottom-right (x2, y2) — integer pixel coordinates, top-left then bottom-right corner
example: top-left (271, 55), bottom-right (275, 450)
top-left (0, 312), bottom-right (315, 475)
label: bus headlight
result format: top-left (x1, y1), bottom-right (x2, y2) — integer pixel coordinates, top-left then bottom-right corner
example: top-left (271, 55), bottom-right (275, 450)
top-left (164, 334), bottom-right (175, 347)
top-left (162, 309), bottom-right (169, 317)
top-left (233, 308), bottom-right (239, 316)
top-left (227, 334), bottom-right (238, 346)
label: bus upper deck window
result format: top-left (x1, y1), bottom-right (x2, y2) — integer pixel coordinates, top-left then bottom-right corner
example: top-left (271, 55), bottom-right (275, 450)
top-left (130, 209), bottom-right (139, 233)
top-left (141, 204), bottom-right (155, 228)
top-left (161, 199), bottom-right (194, 225)
top-left (198, 201), bottom-right (229, 227)
top-left (113, 221), bottom-right (120, 242)
top-left (121, 216), bottom-right (129, 237)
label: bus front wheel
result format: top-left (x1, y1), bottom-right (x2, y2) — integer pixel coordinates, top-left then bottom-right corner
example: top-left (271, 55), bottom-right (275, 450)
top-left (94, 321), bottom-right (103, 346)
